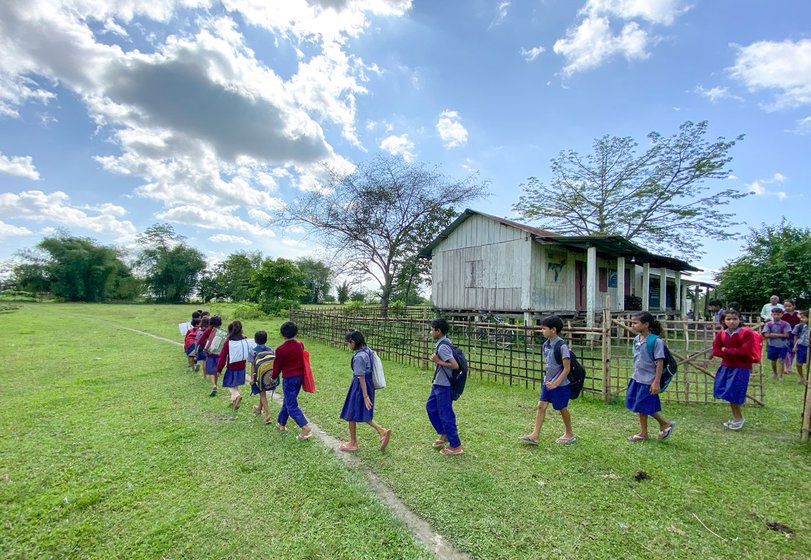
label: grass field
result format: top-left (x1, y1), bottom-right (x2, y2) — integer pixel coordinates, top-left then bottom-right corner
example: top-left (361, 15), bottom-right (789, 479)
top-left (2, 304), bottom-right (810, 559)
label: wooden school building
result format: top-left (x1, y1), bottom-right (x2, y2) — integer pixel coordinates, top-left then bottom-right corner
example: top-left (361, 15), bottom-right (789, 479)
top-left (419, 209), bottom-right (706, 326)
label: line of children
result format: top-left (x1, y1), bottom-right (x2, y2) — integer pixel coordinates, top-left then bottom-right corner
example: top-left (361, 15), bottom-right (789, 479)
top-left (763, 307), bottom-right (792, 381)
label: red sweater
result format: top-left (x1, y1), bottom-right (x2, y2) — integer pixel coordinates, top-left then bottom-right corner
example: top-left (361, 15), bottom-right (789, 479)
top-left (198, 327), bottom-right (215, 356)
top-left (184, 327), bottom-right (199, 349)
top-left (272, 339), bottom-right (304, 379)
top-left (712, 327), bottom-right (755, 369)
top-left (217, 337), bottom-right (248, 373)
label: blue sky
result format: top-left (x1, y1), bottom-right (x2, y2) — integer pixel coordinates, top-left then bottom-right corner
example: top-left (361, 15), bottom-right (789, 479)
top-left (0, 0), bottom-right (809, 283)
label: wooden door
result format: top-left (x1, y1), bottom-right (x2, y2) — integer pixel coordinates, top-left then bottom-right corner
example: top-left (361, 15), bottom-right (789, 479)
top-left (575, 261), bottom-right (585, 311)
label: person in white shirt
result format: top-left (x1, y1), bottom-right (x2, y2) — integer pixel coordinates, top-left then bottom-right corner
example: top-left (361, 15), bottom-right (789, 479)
top-left (760, 295), bottom-right (785, 321)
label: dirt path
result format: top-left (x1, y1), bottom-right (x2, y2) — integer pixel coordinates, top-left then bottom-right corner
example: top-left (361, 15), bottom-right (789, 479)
top-left (96, 318), bottom-right (472, 560)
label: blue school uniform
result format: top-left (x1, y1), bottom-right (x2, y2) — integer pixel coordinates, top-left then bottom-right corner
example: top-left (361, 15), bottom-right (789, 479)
top-left (340, 347), bottom-right (376, 423)
top-left (426, 336), bottom-right (461, 448)
top-left (763, 320), bottom-right (791, 360)
top-left (794, 324), bottom-right (809, 365)
top-left (713, 327), bottom-right (752, 405)
top-left (625, 335), bottom-right (664, 415)
top-left (222, 339), bottom-right (251, 388)
top-left (540, 338), bottom-right (571, 411)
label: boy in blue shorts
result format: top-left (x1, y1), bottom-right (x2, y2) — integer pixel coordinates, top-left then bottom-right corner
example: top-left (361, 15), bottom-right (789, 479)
top-left (793, 310), bottom-right (808, 384)
top-left (763, 307), bottom-right (791, 380)
top-left (519, 315), bottom-right (576, 445)
top-left (427, 318), bottom-right (463, 456)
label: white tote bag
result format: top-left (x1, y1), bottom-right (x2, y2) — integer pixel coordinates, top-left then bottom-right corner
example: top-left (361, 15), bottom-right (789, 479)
top-left (370, 349), bottom-right (386, 389)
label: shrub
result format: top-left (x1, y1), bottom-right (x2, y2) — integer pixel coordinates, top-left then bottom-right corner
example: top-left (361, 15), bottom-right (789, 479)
top-left (259, 298), bottom-right (301, 317)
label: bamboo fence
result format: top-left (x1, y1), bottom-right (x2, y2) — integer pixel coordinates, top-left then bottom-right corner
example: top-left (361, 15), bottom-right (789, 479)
top-left (290, 304), bottom-right (766, 406)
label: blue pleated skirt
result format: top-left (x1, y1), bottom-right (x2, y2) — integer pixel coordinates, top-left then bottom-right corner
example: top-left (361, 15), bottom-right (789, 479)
top-left (340, 375), bottom-right (375, 423)
top-left (204, 355), bottom-right (218, 375)
top-left (222, 367), bottom-right (246, 388)
top-left (625, 379), bottom-right (662, 415)
top-left (714, 365), bottom-right (750, 405)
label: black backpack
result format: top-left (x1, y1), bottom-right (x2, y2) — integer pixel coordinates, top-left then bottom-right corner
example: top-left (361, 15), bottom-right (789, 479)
top-left (552, 338), bottom-right (587, 399)
top-left (646, 335), bottom-right (677, 391)
top-left (437, 340), bottom-right (468, 401)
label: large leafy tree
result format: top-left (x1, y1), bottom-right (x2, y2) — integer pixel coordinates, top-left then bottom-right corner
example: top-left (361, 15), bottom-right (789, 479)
top-left (514, 121), bottom-right (746, 260)
top-left (277, 155), bottom-right (488, 313)
top-left (136, 224), bottom-right (206, 303)
top-left (205, 251), bottom-right (262, 302)
top-left (715, 221), bottom-right (811, 309)
top-left (252, 257), bottom-right (307, 304)
top-left (296, 258), bottom-right (333, 304)
top-left (13, 233), bottom-right (138, 301)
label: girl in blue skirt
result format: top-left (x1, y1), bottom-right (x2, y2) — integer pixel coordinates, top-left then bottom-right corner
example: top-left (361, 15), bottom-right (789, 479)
top-left (626, 312), bottom-right (675, 442)
top-left (338, 331), bottom-right (391, 452)
top-left (712, 309), bottom-right (755, 429)
top-left (216, 320), bottom-right (251, 409)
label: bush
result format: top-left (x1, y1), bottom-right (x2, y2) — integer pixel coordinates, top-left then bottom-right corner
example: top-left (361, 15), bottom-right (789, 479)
top-left (231, 301), bottom-right (266, 320)
top-left (259, 298), bottom-right (301, 317)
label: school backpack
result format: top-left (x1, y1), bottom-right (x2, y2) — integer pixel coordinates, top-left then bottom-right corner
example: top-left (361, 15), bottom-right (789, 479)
top-left (254, 348), bottom-right (276, 391)
top-left (437, 340), bottom-right (468, 401)
top-left (552, 339), bottom-right (587, 399)
top-left (184, 328), bottom-right (199, 349)
top-left (369, 349), bottom-right (387, 389)
top-left (741, 327), bottom-right (764, 364)
top-left (205, 327), bottom-right (227, 355)
top-left (646, 334), bottom-right (677, 391)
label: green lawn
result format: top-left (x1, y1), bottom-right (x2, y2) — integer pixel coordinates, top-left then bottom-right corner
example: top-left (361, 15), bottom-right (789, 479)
top-left (2, 304), bottom-right (810, 559)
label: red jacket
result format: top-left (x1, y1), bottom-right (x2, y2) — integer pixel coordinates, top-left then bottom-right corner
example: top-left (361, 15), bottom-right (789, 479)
top-left (273, 339), bottom-right (304, 379)
top-left (184, 327), bottom-right (199, 349)
top-left (712, 327), bottom-right (755, 369)
top-left (217, 336), bottom-right (248, 373)
top-left (198, 327), bottom-right (215, 356)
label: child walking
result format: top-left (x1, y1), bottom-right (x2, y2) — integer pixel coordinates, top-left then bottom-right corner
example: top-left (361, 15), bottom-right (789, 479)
top-left (426, 318), bottom-right (463, 456)
top-left (793, 311), bottom-right (809, 384)
top-left (216, 320), bottom-right (251, 409)
top-left (782, 300), bottom-right (800, 371)
top-left (184, 317), bottom-right (201, 370)
top-left (194, 316), bottom-right (209, 374)
top-left (203, 316), bottom-right (224, 396)
top-left (271, 321), bottom-right (312, 441)
top-left (626, 312), bottom-right (675, 442)
top-left (338, 331), bottom-right (392, 452)
top-left (763, 308), bottom-right (791, 380)
top-left (519, 315), bottom-right (576, 445)
top-left (711, 309), bottom-right (755, 430)
top-left (251, 330), bottom-right (275, 423)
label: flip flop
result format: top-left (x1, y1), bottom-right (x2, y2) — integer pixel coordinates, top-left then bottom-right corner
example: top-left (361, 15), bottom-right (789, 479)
top-left (233, 395), bottom-right (242, 409)
top-left (518, 435), bottom-right (539, 446)
top-left (555, 436), bottom-right (577, 444)
top-left (296, 432), bottom-right (312, 441)
top-left (253, 405), bottom-right (261, 415)
top-left (658, 421), bottom-right (676, 441)
top-left (432, 437), bottom-right (448, 449)
top-left (339, 442), bottom-right (358, 452)
top-left (627, 434), bottom-right (648, 442)
top-left (209, 388), bottom-right (217, 397)
top-left (379, 429), bottom-right (392, 451)
top-left (440, 446), bottom-right (463, 456)
top-left (263, 417), bottom-right (274, 425)
top-left (276, 423), bottom-right (288, 432)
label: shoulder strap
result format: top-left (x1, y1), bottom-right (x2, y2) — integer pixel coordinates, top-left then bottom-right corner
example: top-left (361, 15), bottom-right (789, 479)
top-left (646, 334), bottom-right (658, 359)
top-left (552, 337), bottom-right (564, 364)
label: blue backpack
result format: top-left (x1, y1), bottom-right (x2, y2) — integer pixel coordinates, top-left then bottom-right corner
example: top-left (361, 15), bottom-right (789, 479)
top-left (437, 340), bottom-right (468, 401)
top-left (646, 334), bottom-right (677, 391)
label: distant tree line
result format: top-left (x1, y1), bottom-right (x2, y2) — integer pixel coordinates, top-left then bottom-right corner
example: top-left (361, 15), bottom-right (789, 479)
top-left (5, 223), bottom-right (429, 308)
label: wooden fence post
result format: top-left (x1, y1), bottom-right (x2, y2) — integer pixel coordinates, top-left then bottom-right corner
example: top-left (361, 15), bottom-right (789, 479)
top-left (601, 296), bottom-right (611, 402)
top-left (803, 372), bottom-right (811, 443)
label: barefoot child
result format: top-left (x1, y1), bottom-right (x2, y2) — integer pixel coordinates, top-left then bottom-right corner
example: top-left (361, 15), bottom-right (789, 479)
top-left (426, 318), bottom-right (463, 456)
top-left (626, 312), bottom-right (675, 442)
top-left (712, 310), bottom-right (755, 430)
top-left (271, 321), bottom-right (312, 441)
top-left (763, 308), bottom-right (791, 380)
top-left (793, 311), bottom-right (809, 384)
top-left (216, 320), bottom-right (251, 409)
top-left (338, 331), bottom-right (392, 452)
top-left (251, 330), bottom-right (276, 423)
top-left (519, 315), bottom-right (576, 446)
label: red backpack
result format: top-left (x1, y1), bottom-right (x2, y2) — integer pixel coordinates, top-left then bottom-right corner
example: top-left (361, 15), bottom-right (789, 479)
top-left (742, 327), bottom-right (763, 364)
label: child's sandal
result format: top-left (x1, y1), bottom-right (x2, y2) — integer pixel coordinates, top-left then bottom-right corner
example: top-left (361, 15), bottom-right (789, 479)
top-left (432, 437), bottom-right (447, 449)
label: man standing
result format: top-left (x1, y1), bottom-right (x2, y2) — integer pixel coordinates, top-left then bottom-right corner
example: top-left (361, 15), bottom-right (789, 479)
top-left (760, 295), bottom-right (785, 321)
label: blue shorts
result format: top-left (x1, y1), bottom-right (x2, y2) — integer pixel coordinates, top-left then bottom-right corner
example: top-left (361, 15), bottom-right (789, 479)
top-left (540, 384), bottom-right (571, 411)
top-left (767, 346), bottom-right (788, 361)
top-left (184, 344), bottom-right (196, 356)
top-left (797, 345), bottom-right (808, 365)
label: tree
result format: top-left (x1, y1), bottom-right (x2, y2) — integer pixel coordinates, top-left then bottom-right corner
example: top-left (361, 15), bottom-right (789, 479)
top-left (210, 252), bottom-right (262, 302)
top-left (252, 257), bottom-right (307, 304)
top-left (136, 224), bottom-right (206, 303)
top-left (296, 258), bottom-right (333, 304)
top-left (513, 121), bottom-right (746, 260)
top-left (277, 155), bottom-right (488, 314)
top-left (336, 279), bottom-right (351, 304)
top-left (13, 234), bottom-right (139, 301)
top-left (715, 221), bottom-right (811, 310)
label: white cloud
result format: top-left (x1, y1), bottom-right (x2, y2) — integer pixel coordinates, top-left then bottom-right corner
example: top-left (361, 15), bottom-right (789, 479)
top-left (0, 191), bottom-right (137, 239)
top-left (0, 152), bottom-right (40, 180)
top-left (520, 46), bottom-right (545, 62)
top-left (785, 115), bottom-right (811, 135)
top-left (155, 205), bottom-right (275, 237)
top-left (694, 85), bottom-right (743, 103)
top-left (436, 110), bottom-right (468, 148)
top-left (747, 173), bottom-right (788, 200)
top-left (209, 233), bottom-right (252, 246)
top-left (0, 220), bottom-right (32, 238)
top-left (379, 134), bottom-right (416, 162)
top-left (729, 39), bottom-right (811, 110)
top-left (554, 0), bottom-right (688, 76)
top-left (489, 1), bottom-right (511, 29)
